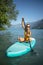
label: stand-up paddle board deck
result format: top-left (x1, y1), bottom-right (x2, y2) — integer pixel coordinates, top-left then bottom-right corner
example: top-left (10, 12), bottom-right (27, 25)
top-left (6, 38), bottom-right (36, 57)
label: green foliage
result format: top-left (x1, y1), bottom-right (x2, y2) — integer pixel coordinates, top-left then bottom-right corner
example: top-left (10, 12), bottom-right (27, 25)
top-left (0, 0), bottom-right (19, 28)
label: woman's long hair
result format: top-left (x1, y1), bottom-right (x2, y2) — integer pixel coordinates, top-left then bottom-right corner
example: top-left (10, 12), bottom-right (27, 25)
top-left (25, 24), bottom-right (30, 32)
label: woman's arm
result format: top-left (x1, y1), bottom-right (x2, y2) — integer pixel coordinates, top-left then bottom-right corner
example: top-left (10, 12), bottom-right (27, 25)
top-left (21, 18), bottom-right (25, 29)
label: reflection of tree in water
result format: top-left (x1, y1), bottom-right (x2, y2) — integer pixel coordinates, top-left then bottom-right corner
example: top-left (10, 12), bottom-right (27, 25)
top-left (0, 31), bottom-right (16, 65)
top-left (0, 31), bottom-right (16, 48)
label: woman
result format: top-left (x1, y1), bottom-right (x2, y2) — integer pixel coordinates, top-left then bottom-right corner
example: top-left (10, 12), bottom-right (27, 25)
top-left (18, 18), bottom-right (32, 42)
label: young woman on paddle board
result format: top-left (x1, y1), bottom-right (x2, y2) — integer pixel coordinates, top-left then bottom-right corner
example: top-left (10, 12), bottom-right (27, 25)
top-left (18, 18), bottom-right (35, 52)
top-left (18, 18), bottom-right (32, 42)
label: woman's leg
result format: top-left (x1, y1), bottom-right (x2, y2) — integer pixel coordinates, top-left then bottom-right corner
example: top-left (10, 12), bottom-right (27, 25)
top-left (18, 37), bottom-right (25, 42)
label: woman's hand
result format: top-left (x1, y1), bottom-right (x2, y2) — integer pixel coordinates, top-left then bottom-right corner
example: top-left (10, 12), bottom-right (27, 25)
top-left (21, 18), bottom-right (25, 29)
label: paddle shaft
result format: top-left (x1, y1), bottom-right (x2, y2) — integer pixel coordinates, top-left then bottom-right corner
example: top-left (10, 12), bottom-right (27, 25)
top-left (29, 41), bottom-right (34, 52)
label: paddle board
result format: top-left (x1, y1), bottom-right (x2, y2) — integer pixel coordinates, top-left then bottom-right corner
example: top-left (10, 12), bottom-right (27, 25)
top-left (6, 38), bottom-right (36, 57)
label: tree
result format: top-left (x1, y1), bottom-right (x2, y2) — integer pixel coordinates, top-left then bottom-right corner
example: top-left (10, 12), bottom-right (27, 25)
top-left (0, 0), bottom-right (19, 29)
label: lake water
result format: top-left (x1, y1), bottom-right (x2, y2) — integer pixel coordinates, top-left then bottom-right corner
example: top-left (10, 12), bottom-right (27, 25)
top-left (0, 26), bottom-right (43, 65)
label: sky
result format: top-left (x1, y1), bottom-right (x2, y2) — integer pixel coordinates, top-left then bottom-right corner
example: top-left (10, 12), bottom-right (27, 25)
top-left (11, 0), bottom-right (43, 25)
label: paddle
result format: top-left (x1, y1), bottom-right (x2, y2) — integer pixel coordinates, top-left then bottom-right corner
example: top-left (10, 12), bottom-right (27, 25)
top-left (29, 41), bottom-right (38, 55)
top-left (29, 41), bottom-right (34, 52)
